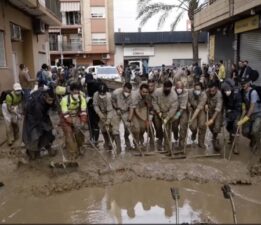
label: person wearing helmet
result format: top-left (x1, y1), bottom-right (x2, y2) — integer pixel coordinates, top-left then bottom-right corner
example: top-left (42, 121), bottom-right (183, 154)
top-left (93, 83), bottom-right (121, 153)
top-left (60, 82), bottom-right (87, 160)
top-left (1, 83), bottom-right (23, 147)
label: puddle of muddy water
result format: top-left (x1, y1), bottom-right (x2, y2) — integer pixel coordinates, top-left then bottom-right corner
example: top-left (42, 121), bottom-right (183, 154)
top-left (1, 179), bottom-right (261, 224)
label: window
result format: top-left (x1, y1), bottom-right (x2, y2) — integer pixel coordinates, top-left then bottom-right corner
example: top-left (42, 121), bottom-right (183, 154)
top-left (91, 7), bottom-right (106, 18)
top-left (49, 33), bottom-right (59, 51)
top-left (0, 31), bottom-right (6, 67)
top-left (66, 11), bottom-right (81, 25)
top-left (91, 33), bottom-right (106, 45)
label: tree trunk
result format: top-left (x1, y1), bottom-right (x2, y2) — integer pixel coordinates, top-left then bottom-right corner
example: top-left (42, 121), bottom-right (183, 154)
top-left (191, 20), bottom-right (199, 63)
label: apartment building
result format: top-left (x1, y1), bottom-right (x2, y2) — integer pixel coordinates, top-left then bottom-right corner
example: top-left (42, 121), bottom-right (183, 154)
top-left (194, 0), bottom-right (261, 84)
top-left (0, 0), bottom-right (61, 89)
top-left (49, 0), bottom-right (115, 67)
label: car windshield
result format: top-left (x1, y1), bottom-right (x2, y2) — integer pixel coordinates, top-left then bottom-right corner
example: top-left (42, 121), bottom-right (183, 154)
top-left (97, 67), bottom-right (118, 74)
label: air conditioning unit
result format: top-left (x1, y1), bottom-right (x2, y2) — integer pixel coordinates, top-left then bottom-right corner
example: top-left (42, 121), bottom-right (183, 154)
top-left (10, 23), bottom-right (22, 41)
top-left (102, 53), bottom-right (110, 59)
top-left (33, 19), bottom-right (46, 34)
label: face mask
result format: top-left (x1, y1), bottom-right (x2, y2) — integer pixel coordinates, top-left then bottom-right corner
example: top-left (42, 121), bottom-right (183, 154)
top-left (163, 90), bottom-right (171, 96)
top-left (176, 88), bottom-right (183, 94)
top-left (194, 90), bottom-right (201, 96)
top-left (123, 92), bottom-right (130, 97)
top-left (99, 94), bottom-right (106, 99)
top-left (15, 91), bottom-right (22, 95)
top-left (72, 94), bottom-right (79, 99)
top-left (225, 90), bottom-right (232, 96)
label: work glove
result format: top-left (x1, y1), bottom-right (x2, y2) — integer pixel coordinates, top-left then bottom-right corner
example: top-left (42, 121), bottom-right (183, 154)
top-left (163, 117), bottom-right (169, 125)
top-left (80, 113), bottom-right (88, 123)
top-left (99, 113), bottom-right (106, 121)
top-left (205, 119), bottom-right (214, 127)
top-left (64, 115), bottom-right (73, 125)
top-left (116, 109), bottom-right (121, 116)
top-left (237, 116), bottom-right (250, 126)
top-left (105, 119), bottom-right (110, 127)
top-left (174, 111), bottom-right (181, 120)
top-left (149, 114), bottom-right (153, 121)
top-left (158, 112), bottom-right (163, 119)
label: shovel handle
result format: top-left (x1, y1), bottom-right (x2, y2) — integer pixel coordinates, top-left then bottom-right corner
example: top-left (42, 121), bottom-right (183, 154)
top-left (170, 187), bottom-right (180, 200)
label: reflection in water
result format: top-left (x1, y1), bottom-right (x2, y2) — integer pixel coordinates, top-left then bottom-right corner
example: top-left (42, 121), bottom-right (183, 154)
top-left (1, 179), bottom-right (261, 224)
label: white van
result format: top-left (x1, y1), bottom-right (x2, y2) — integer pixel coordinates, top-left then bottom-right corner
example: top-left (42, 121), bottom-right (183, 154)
top-left (85, 66), bottom-right (121, 82)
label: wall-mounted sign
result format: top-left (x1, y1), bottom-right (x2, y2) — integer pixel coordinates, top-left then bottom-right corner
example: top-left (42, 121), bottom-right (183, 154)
top-left (124, 47), bottom-right (155, 57)
top-left (234, 15), bottom-right (259, 34)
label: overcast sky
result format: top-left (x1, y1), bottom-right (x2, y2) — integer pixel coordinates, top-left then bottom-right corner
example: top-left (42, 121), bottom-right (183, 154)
top-left (113, 0), bottom-right (189, 32)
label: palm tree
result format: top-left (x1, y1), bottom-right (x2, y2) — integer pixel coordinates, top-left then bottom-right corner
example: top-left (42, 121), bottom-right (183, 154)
top-left (136, 0), bottom-right (201, 62)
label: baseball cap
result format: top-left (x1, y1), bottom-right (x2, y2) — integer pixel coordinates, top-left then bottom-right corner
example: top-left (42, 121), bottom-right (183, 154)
top-left (240, 77), bottom-right (251, 85)
top-left (13, 83), bottom-right (22, 91)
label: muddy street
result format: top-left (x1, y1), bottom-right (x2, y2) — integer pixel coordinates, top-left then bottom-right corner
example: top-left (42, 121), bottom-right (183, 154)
top-left (1, 179), bottom-right (261, 224)
top-left (0, 114), bottom-right (260, 223)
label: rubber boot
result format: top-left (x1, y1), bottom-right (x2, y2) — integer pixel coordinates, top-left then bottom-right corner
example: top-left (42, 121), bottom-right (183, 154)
top-left (191, 131), bottom-right (197, 142)
top-left (114, 134), bottom-right (122, 154)
top-left (156, 138), bottom-right (163, 151)
top-left (125, 137), bottom-right (132, 151)
top-left (102, 132), bottom-right (112, 150)
top-left (93, 129), bottom-right (100, 146)
top-left (213, 133), bottom-right (221, 152)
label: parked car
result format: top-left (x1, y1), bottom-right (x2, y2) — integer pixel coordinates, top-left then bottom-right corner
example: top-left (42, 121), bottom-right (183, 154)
top-left (85, 66), bottom-right (122, 82)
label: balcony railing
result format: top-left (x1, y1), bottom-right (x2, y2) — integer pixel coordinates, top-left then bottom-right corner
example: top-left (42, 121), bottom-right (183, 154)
top-left (45, 0), bottom-right (62, 20)
top-left (49, 41), bottom-right (82, 52)
top-left (62, 42), bottom-right (82, 51)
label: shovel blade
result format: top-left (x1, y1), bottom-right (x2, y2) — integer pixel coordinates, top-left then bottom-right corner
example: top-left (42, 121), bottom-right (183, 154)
top-left (49, 161), bottom-right (79, 169)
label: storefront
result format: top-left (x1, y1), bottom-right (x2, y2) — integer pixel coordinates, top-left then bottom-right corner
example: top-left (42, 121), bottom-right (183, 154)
top-left (236, 15), bottom-right (261, 84)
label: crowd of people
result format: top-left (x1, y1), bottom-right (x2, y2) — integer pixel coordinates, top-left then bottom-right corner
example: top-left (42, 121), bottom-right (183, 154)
top-left (0, 59), bottom-right (260, 163)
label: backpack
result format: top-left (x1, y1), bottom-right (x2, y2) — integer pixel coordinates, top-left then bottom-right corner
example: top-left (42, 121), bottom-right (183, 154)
top-left (67, 94), bottom-right (82, 109)
top-left (242, 85), bottom-right (261, 107)
top-left (250, 85), bottom-right (261, 103)
top-left (250, 70), bottom-right (259, 82)
top-left (0, 90), bottom-right (13, 104)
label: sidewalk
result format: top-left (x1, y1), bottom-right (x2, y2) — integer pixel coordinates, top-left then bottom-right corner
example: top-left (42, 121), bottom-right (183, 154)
top-left (0, 118), bottom-right (6, 145)
top-left (0, 117), bottom-right (6, 145)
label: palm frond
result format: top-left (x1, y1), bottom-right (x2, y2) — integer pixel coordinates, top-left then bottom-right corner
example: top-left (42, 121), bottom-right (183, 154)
top-left (137, 0), bottom-right (153, 9)
top-left (137, 3), bottom-right (185, 20)
top-left (157, 9), bottom-right (172, 30)
top-left (170, 11), bottom-right (184, 31)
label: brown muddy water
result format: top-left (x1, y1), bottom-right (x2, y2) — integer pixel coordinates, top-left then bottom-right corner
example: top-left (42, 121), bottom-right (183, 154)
top-left (1, 179), bottom-right (261, 224)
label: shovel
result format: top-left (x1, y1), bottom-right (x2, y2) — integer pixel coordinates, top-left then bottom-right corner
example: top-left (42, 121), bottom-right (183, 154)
top-left (221, 184), bottom-right (238, 224)
top-left (105, 126), bottom-right (118, 156)
top-left (49, 144), bottom-right (79, 169)
top-left (228, 127), bottom-right (240, 161)
top-left (170, 187), bottom-right (180, 224)
top-left (87, 137), bottom-right (113, 171)
top-left (119, 115), bottom-right (144, 157)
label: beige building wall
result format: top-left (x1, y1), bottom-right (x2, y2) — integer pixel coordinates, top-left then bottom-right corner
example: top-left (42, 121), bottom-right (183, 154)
top-left (0, 1), bottom-right (51, 90)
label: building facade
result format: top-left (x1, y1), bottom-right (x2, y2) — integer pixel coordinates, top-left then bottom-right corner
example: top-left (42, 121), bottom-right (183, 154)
top-left (0, 0), bottom-right (61, 90)
top-left (114, 31), bottom-right (208, 68)
top-left (49, 0), bottom-right (114, 67)
top-left (194, 0), bottom-right (261, 84)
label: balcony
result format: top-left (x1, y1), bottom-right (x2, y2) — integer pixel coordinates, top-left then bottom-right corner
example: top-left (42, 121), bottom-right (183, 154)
top-left (49, 41), bottom-right (83, 53)
top-left (9, 0), bottom-right (62, 26)
top-left (194, 0), bottom-right (261, 31)
top-left (62, 41), bottom-right (82, 52)
top-left (45, 0), bottom-right (62, 21)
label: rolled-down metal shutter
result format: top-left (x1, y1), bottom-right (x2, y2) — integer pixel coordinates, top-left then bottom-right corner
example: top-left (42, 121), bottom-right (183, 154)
top-left (240, 31), bottom-right (261, 85)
